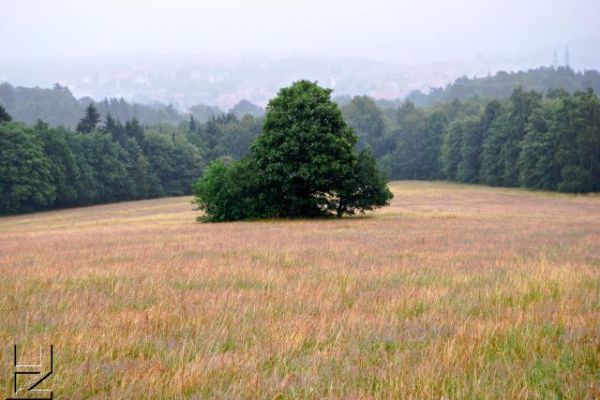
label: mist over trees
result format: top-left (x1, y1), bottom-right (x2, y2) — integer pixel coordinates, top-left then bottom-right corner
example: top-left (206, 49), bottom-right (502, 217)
top-left (0, 82), bottom-right (264, 128)
top-left (407, 67), bottom-right (600, 107)
top-left (3, 68), bottom-right (600, 130)
top-left (0, 105), bottom-right (12, 123)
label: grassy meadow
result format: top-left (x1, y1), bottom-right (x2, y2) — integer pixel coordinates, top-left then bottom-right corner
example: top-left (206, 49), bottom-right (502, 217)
top-left (1, 181), bottom-right (599, 399)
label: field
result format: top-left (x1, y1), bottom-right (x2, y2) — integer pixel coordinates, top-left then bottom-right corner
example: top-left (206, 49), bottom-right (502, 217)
top-left (1, 181), bottom-right (599, 399)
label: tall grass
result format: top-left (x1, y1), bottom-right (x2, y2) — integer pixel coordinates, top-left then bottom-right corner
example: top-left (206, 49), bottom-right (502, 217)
top-left (1, 182), bottom-right (599, 398)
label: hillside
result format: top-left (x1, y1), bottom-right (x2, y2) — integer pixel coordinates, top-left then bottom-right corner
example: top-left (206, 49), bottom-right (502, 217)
top-left (3, 67), bottom-right (600, 128)
top-left (1, 181), bottom-right (598, 398)
top-left (407, 66), bottom-right (600, 106)
top-left (0, 82), bottom-right (263, 128)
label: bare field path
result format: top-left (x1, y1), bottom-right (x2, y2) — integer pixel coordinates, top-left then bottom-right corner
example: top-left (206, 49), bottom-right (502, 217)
top-left (1, 181), bottom-right (599, 399)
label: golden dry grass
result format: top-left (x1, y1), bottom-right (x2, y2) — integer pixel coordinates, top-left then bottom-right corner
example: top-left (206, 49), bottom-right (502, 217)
top-left (1, 181), bottom-right (599, 399)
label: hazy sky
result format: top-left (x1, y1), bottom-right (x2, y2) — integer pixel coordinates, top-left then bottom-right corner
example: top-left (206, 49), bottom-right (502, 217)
top-left (1, 0), bottom-right (599, 63)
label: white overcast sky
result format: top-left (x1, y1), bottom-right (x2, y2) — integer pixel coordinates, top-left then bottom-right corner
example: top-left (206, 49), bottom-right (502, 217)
top-left (1, 0), bottom-right (599, 62)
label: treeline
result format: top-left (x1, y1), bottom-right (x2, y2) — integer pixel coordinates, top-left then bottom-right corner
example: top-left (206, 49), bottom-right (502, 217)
top-left (2, 74), bottom-right (600, 215)
top-left (3, 67), bottom-right (597, 129)
top-left (343, 88), bottom-right (600, 192)
top-left (0, 82), bottom-right (264, 129)
top-left (406, 67), bottom-right (600, 107)
top-left (0, 103), bottom-right (263, 215)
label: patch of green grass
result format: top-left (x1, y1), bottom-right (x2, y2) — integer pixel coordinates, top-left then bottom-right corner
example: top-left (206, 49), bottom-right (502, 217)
top-left (212, 336), bottom-right (237, 353)
top-left (397, 301), bottom-right (428, 320)
top-left (171, 277), bottom-right (275, 291)
top-left (526, 356), bottom-right (564, 399)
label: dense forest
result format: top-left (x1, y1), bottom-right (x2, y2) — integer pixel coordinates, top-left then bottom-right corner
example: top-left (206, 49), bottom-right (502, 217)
top-left (0, 104), bottom-right (263, 214)
top-left (1, 68), bottom-right (600, 215)
top-left (343, 87), bottom-right (600, 193)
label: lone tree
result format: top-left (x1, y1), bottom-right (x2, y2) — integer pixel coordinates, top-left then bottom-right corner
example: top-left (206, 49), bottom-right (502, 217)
top-left (76, 103), bottom-right (100, 133)
top-left (193, 81), bottom-right (392, 222)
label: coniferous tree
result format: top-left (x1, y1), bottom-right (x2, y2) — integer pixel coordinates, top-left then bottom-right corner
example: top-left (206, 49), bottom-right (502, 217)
top-left (189, 115), bottom-right (197, 133)
top-left (76, 103), bottom-right (101, 133)
top-left (125, 118), bottom-right (145, 145)
top-left (103, 113), bottom-right (126, 143)
top-left (0, 104), bottom-right (12, 123)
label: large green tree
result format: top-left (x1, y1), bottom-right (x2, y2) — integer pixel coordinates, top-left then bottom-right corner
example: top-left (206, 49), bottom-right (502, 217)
top-left (251, 81), bottom-right (359, 217)
top-left (194, 81), bottom-right (392, 221)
